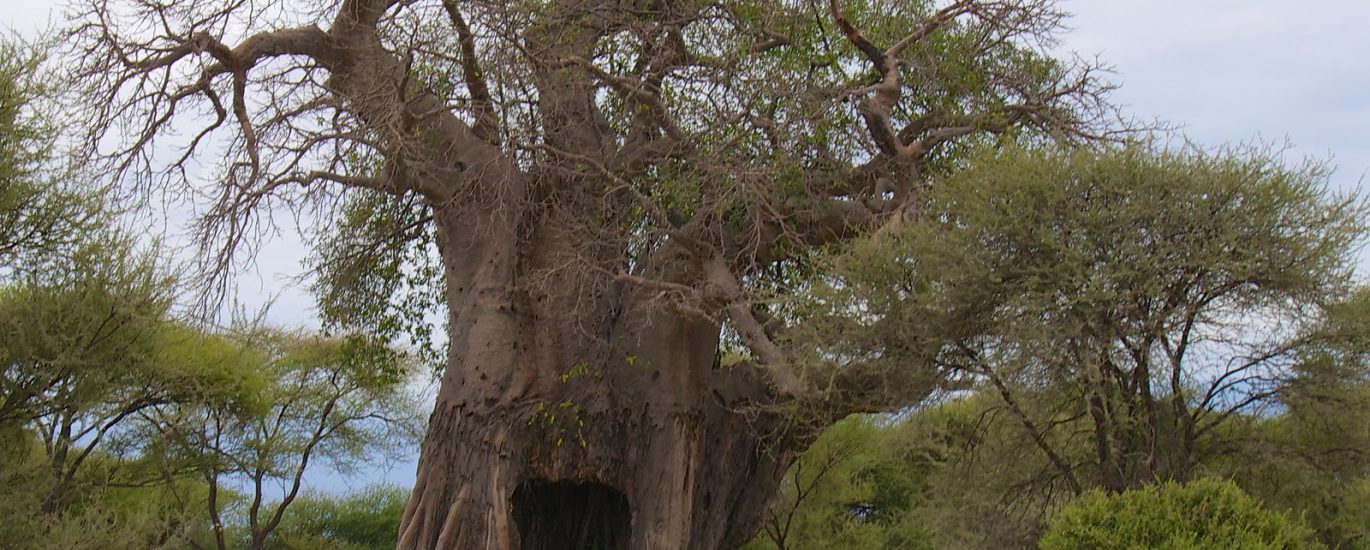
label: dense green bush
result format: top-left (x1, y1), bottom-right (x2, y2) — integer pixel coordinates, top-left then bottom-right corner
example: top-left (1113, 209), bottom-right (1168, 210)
top-left (266, 485), bottom-right (409, 550)
top-left (1040, 479), bottom-right (1321, 550)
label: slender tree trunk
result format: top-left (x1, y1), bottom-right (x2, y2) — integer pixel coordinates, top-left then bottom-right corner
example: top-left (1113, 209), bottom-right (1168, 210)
top-left (40, 417), bottom-right (73, 515)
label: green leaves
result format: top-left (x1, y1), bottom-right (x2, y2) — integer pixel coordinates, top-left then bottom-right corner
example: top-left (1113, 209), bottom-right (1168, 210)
top-left (1040, 479), bottom-right (1322, 550)
top-left (0, 39), bottom-right (104, 280)
top-left (310, 188), bottom-right (445, 371)
top-left (267, 485), bottom-right (410, 550)
top-left (747, 415), bottom-right (937, 550)
top-left (0, 233), bottom-right (178, 427)
top-left (793, 139), bottom-right (1366, 398)
top-left (143, 326), bottom-right (423, 549)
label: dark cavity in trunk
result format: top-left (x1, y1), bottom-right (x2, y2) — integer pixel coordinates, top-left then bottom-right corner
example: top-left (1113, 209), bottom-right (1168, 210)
top-left (513, 479), bottom-right (631, 550)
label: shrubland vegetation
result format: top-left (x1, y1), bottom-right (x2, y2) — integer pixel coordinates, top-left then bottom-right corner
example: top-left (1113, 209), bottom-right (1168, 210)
top-left (0, 0), bottom-right (1366, 547)
top-left (0, 40), bottom-right (422, 549)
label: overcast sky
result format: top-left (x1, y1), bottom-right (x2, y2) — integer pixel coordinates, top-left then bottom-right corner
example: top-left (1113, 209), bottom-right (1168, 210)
top-left (1066, 1), bottom-right (1370, 188)
top-left (5, 0), bottom-right (1369, 490)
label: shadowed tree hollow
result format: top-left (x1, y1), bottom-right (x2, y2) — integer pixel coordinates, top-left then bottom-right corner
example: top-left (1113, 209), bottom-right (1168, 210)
top-left (67, 0), bottom-right (1114, 547)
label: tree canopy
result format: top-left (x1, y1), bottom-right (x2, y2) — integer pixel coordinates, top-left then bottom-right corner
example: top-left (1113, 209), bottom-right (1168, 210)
top-left (65, 0), bottom-right (1117, 405)
top-left (0, 37), bottom-right (425, 546)
top-left (795, 141), bottom-right (1366, 491)
top-left (0, 40), bottom-right (103, 281)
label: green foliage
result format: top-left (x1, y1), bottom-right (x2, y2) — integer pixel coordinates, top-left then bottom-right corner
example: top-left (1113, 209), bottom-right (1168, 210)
top-left (768, 141), bottom-right (1368, 546)
top-left (0, 229), bottom-right (418, 549)
top-left (894, 394), bottom-right (1080, 547)
top-left (746, 416), bottom-right (936, 550)
top-left (0, 35), bottom-right (153, 437)
top-left (747, 394), bottom-right (1097, 549)
top-left (0, 39), bottom-right (103, 276)
top-left (801, 140), bottom-right (1365, 368)
top-left (301, 0), bottom-right (1099, 378)
top-left (1039, 479), bottom-right (1321, 550)
top-left (0, 37), bottom-right (234, 547)
top-left (0, 228), bottom-right (262, 549)
top-left (0, 425), bottom-right (215, 549)
top-left (1206, 288), bottom-right (1370, 548)
top-left (147, 327), bottom-right (423, 550)
top-left (0, 236), bottom-right (176, 424)
top-left (0, 36), bottom-right (420, 550)
top-left (929, 142), bottom-right (1363, 309)
top-left (310, 189), bottom-right (445, 371)
top-left (156, 327), bottom-right (422, 477)
top-left (266, 485), bottom-right (409, 550)
top-left (752, 384), bottom-right (1368, 549)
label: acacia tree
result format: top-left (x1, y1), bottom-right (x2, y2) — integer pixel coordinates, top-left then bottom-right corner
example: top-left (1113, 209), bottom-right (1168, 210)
top-left (805, 144), bottom-right (1366, 499)
top-left (148, 329), bottom-right (419, 550)
top-left (750, 416), bottom-right (929, 550)
top-left (66, 0), bottom-right (1113, 546)
top-left (0, 37), bottom-right (199, 521)
top-left (0, 39), bottom-right (102, 282)
top-left (0, 240), bottom-right (180, 514)
top-left (1218, 288), bottom-right (1370, 547)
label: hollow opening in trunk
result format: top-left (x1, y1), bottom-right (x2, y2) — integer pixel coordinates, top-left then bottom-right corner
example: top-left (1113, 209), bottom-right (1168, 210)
top-left (512, 479), bottom-right (631, 550)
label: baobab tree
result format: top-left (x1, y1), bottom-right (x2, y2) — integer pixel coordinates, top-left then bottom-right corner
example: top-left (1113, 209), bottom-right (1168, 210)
top-left (66, 0), bottom-right (1114, 547)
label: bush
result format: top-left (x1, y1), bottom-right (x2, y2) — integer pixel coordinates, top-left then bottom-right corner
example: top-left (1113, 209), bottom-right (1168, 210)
top-left (1040, 478), bottom-right (1321, 549)
top-left (266, 485), bottom-right (409, 550)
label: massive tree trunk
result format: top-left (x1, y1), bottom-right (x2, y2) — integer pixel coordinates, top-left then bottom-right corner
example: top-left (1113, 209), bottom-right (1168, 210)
top-left (398, 373), bottom-right (800, 549)
top-left (397, 207), bottom-right (807, 549)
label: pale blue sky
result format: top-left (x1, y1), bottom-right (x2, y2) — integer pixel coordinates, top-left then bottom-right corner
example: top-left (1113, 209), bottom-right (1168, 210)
top-left (5, 0), bottom-right (1369, 493)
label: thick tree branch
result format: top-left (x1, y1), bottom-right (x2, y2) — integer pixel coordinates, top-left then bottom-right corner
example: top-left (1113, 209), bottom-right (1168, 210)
top-left (704, 257), bottom-right (801, 395)
top-left (441, 0), bottom-right (498, 142)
